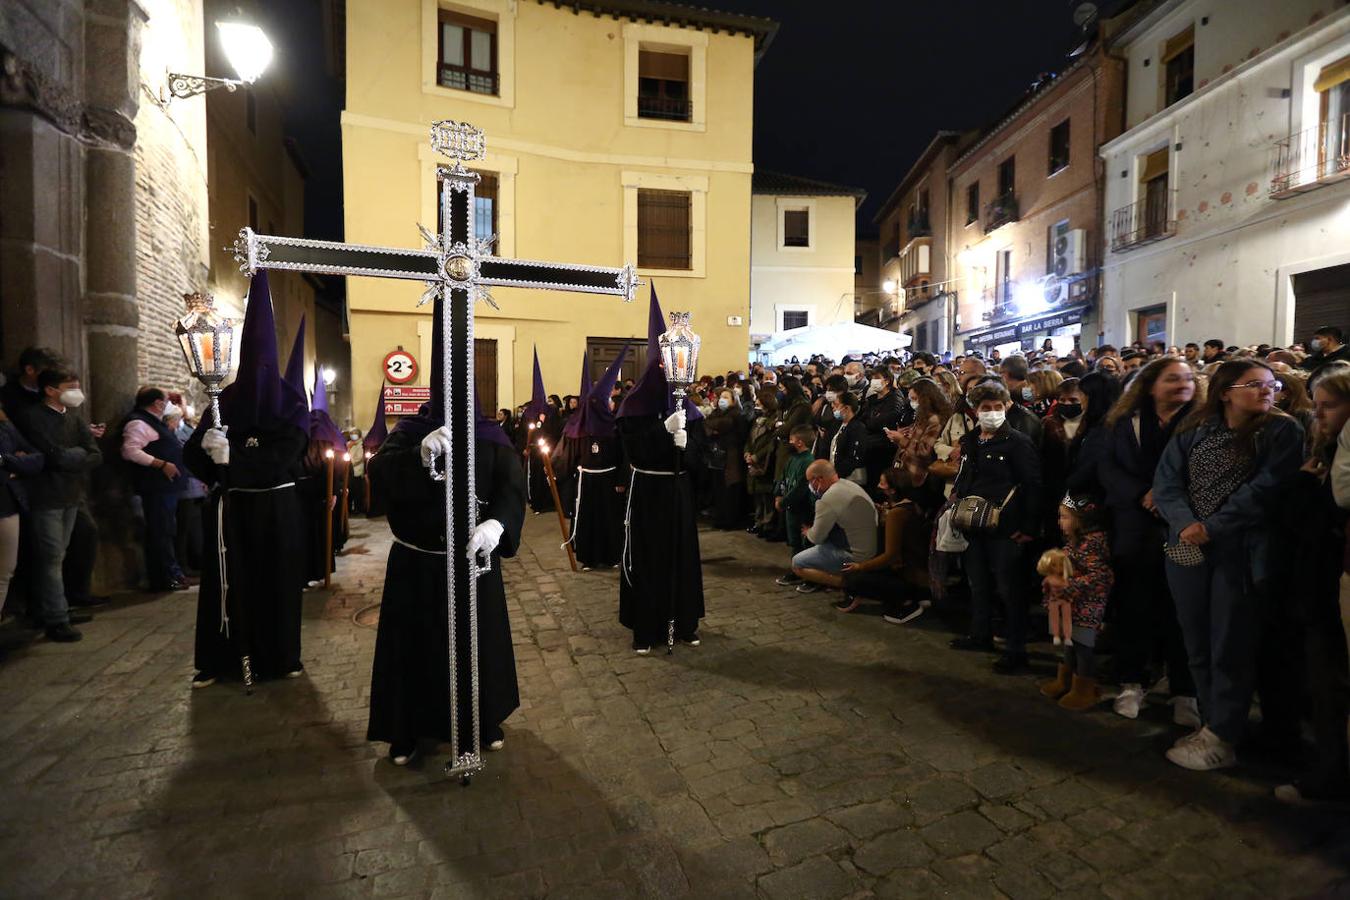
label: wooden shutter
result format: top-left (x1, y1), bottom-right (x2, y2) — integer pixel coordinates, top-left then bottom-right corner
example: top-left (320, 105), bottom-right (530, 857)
top-left (1162, 25), bottom-right (1194, 64)
top-left (783, 209), bottom-right (809, 247)
top-left (1292, 263), bottom-right (1350, 344)
top-left (474, 338), bottom-right (497, 415)
top-left (637, 189), bottom-right (691, 269)
top-left (1314, 54), bottom-right (1350, 93)
top-left (639, 49), bottom-right (688, 81)
top-left (1139, 148), bottom-right (1169, 183)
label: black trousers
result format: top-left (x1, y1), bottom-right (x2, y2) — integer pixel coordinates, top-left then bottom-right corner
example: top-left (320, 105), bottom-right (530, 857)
top-left (62, 505), bottom-right (97, 606)
top-left (1300, 602), bottom-right (1350, 789)
top-left (1111, 545), bottom-right (1194, 694)
top-left (843, 568), bottom-right (913, 616)
top-left (176, 497), bottom-right (204, 574)
top-left (141, 491), bottom-right (183, 588)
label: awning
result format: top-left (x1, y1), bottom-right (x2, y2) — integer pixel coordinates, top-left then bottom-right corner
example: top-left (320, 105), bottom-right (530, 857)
top-left (1140, 147), bottom-right (1169, 183)
top-left (1162, 26), bottom-right (1193, 64)
top-left (1314, 54), bottom-right (1350, 94)
top-left (960, 306), bottom-right (1089, 348)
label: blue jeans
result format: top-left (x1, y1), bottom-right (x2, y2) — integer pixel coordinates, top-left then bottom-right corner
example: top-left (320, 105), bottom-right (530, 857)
top-left (1165, 542), bottom-right (1259, 744)
top-left (792, 541), bottom-right (853, 574)
top-left (963, 534), bottom-right (1027, 653)
top-left (141, 491), bottom-right (183, 587)
top-left (30, 507), bottom-right (77, 627)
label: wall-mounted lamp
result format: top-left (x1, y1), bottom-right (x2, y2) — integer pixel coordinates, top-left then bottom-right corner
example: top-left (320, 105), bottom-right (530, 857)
top-left (164, 20), bottom-right (273, 101)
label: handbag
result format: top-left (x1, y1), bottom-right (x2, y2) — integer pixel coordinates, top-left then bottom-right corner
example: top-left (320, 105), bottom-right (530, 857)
top-left (704, 443), bottom-right (728, 471)
top-left (935, 506), bottom-right (969, 552)
top-left (1164, 541), bottom-right (1205, 567)
top-left (951, 487), bottom-right (1017, 533)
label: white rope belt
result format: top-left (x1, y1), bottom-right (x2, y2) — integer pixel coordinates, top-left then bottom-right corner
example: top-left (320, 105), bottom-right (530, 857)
top-left (564, 466), bottom-right (618, 549)
top-left (392, 536), bottom-right (447, 555)
top-left (215, 481), bottom-right (295, 636)
top-left (622, 466), bottom-right (677, 584)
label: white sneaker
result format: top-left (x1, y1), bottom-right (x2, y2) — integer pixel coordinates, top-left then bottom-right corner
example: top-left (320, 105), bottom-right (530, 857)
top-left (1165, 727), bottom-right (1236, 771)
top-left (1149, 675), bottom-right (1171, 696)
top-left (488, 738), bottom-right (505, 752)
top-left (1171, 696), bottom-right (1201, 729)
top-left (1113, 684), bottom-right (1145, 719)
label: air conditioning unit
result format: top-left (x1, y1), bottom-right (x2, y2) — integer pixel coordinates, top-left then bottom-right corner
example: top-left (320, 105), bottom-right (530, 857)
top-left (1043, 277), bottom-right (1070, 306)
top-left (1053, 228), bottom-right (1087, 277)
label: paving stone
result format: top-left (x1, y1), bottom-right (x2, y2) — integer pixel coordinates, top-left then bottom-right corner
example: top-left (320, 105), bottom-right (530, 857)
top-left (825, 799), bottom-right (913, 839)
top-left (918, 809), bottom-right (1003, 858)
top-left (760, 818), bottom-right (850, 864)
top-left (757, 856), bottom-right (860, 900)
top-left (852, 828), bottom-right (935, 875)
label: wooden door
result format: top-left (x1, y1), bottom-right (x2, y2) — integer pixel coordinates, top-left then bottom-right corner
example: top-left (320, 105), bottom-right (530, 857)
top-left (586, 337), bottom-right (647, 387)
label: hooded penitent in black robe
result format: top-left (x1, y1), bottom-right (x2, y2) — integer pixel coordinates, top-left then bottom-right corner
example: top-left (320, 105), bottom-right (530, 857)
top-left (525, 412), bottom-right (560, 513)
top-left (187, 272), bottom-right (309, 682)
top-left (564, 346), bottom-right (629, 570)
top-left (365, 430), bottom-right (525, 750)
top-left (617, 415), bottom-right (704, 646)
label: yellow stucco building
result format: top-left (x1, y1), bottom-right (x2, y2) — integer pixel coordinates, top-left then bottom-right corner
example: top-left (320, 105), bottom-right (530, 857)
top-left (342, 0), bottom-right (776, 421)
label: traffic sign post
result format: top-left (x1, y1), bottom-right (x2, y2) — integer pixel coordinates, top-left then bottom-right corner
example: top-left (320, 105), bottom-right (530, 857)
top-left (382, 347), bottom-right (418, 384)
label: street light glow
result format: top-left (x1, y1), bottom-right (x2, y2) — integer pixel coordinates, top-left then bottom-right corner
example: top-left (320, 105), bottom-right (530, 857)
top-left (882, 279), bottom-right (896, 294)
top-left (216, 21), bottom-right (274, 84)
top-left (321, 366), bottom-right (337, 387)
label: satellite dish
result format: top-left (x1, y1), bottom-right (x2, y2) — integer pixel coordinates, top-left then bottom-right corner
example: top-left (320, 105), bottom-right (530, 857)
top-left (1073, 1), bottom-right (1099, 26)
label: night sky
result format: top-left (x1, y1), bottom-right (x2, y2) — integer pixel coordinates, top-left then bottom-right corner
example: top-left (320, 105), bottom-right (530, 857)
top-left (260, 0), bottom-right (1093, 244)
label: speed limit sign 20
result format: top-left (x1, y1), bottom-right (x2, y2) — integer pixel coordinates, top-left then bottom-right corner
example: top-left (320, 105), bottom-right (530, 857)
top-left (382, 348), bottom-right (418, 384)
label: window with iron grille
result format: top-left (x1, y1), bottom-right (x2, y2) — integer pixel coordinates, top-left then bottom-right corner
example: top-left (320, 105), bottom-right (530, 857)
top-left (436, 171), bottom-right (499, 247)
top-left (782, 310), bottom-right (809, 330)
top-left (783, 209), bottom-right (810, 247)
top-left (637, 189), bottom-right (692, 269)
top-left (438, 9), bottom-right (497, 96)
top-left (966, 182), bottom-right (979, 225)
top-left (638, 48), bottom-right (691, 121)
top-left (1048, 119), bottom-right (1070, 174)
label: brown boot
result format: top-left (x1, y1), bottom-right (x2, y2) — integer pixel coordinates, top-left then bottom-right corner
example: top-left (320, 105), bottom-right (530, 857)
top-left (1039, 664), bottom-right (1070, 698)
top-left (1058, 675), bottom-right (1101, 711)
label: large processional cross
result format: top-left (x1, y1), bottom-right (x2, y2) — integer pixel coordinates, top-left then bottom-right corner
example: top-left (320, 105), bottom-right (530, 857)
top-left (232, 120), bottom-right (640, 781)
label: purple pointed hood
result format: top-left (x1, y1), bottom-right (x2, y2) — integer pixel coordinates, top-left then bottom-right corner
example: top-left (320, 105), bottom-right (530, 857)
top-left (362, 384), bottom-right (389, 454)
top-left (391, 291), bottom-right (511, 448)
top-left (617, 284), bottom-right (702, 421)
top-left (562, 351), bottom-right (593, 439)
top-left (283, 315), bottom-right (308, 405)
top-left (218, 272), bottom-right (310, 433)
top-left (312, 366), bottom-right (329, 413)
top-left (522, 347), bottom-right (551, 423)
top-left (573, 343), bottom-right (627, 438)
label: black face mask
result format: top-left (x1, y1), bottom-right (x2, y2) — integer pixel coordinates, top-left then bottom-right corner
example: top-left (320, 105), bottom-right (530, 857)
top-left (1057, 401), bottom-right (1083, 419)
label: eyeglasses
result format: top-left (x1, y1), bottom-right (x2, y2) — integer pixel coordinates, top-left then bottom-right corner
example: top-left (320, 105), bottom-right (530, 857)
top-left (1231, 379), bottom-right (1282, 393)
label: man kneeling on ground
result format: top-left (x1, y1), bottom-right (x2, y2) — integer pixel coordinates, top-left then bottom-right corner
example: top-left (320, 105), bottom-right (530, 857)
top-left (790, 460), bottom-right (876, 594)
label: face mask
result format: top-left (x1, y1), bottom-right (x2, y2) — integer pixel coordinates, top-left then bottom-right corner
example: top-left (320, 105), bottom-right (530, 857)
top-left (732, 387), bottom-right (741, 397)
top-left (978, 410), bottom-right (1006, 430)
top-left (847, 374), bottom-right (863, 386)
top-left (869, 379), bottom-right (885, 393)
top-left (833, 408), bottom-right (843, 420)
top-left (162, 402), bottom-right (181, 420)
top-left (717, 398), bottom-right (730, 410)
top-left (909, 398), bottom-right (921, 411)
top-left (59, 388), bottom-right (85, 409)
top-left (1057, 401), bottom-right (1083, 419)
top-left (1021, 386), bottom-right (1035, 401)
top-left (1311, 338), bottom-right (1326, 352)
top-left (824, 390), bottom-right (837, 403)
top-left (808, 482), bottom-right (823, 498)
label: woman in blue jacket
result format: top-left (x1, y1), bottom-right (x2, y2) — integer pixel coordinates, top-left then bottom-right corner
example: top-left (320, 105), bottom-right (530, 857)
top-left (1153, 360), bottom-right (1305, 771)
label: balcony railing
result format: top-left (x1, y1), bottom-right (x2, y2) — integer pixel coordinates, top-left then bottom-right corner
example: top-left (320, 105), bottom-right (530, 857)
top-left (906, 213), bottom-right (931, 239)
top-left (637, 95), bottom-right (692, 121)
top-left (1110, 190), bottom-right (1177, 252)
top-left (437, 66), bottom-right (498, 96)
top-left (1270, 113), bottom-right (1350, 198)
top-left (983, 192), bottom-right (1019, 231)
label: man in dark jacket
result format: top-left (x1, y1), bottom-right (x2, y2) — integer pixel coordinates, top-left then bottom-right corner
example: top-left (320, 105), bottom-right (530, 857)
top-left (121, 387), bottom-right (188, 591)
top-left (1301, 325), bottom-right (1350, 373)
top-left (15, 369), bottom-right (102, 642)
top-left (0, 401), bottom-right (43, 621)
top-left (975, 374), bottom-right (1042, 448)
top-left (858, 371), bottom-right (906, 489)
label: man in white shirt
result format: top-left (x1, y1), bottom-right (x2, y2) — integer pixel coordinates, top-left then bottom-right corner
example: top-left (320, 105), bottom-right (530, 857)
top-left (121, 387), bottom-right (189, 591)
top-left (789, 460), bottom-right (877, 593)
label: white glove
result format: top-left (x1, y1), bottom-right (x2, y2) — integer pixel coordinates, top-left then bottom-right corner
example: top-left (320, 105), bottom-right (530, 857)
top-left (466, 518), bottom-right (504, 561)
top-left (673, 429), bottom-right (688, 450)
top-left (664, 410), bottom-right (687, 434)
top-left (202, 427), bottom-right (230, 466)
top-left (420, 425), bottom-right (453, 470)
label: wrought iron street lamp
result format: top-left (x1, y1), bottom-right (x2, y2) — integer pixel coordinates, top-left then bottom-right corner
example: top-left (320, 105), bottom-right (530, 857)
top-left (174, 291), bottom-right (237, 427)
top-left (165, 20), bottom-right (274, 101)
top-left (658, 311), bottom-right (701, 409)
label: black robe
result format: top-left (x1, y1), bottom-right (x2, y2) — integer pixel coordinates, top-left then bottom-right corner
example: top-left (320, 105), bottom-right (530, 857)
top-left (297, 469), bottom-right (343, 584)
top-left (569, 434), bottom-right (626, 569)
top-left (526, 413), bottom-right (561, 513)
top-left (184, 422), bottom-right (308, 680)
top-left (617, 416), bottom-right (704, 646)
top-left (366, 432), bottom-right (526, 750)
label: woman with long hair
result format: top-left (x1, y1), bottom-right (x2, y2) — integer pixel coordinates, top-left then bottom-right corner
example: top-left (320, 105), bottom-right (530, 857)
top-left (1274, 367), bottom-right (1350, 803)
top-left (1153, 360), bottom-right (1305, 770)
top-left (703, 389), bottom-right (747, 529)
top-left (932, 368), bottom-right (963, 410)
top-left (1041, 373), bottom-right (1122, 531)
top-left (744, 389), bottom-right (780, 536)
top-left (886, 377), bottom-right (952, 489)
top-left (1100, 359), bottom-right (1201, 724)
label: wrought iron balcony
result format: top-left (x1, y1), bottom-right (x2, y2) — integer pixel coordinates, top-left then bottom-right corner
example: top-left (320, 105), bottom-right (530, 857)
top-left (1110, 190), bottom-right (1177, 252)
top-left (906, 212), bottom-right (931, 239)
top-left (1270, 113), bottom-right (1350, 198)
top-left (437, 66), bottom-right (498, 96)
top-left (983, 192), bottom-right (1019, 231)
top-left (637, 95), bottom-right (692, 121)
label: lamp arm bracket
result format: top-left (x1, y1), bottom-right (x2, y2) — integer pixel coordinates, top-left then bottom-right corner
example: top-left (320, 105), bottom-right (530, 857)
top-left (165, 71), bottom-right (244, 101)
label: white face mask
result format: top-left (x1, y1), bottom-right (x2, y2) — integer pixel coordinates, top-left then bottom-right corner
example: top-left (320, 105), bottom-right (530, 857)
top-left (909, 398), bottom-right (921, 411)
top-left (59, 388), bottom-right (85, 409)
top-left (1311, 338), bottom-right (1326, 352)
top-left (824, 390), bottom-right (837, 403)
top-left (869, 378), bottom-right (885, 393)
top-left (978, 410), bottom-right (1006, 430)
top-left (717, 398), bottom-right (730, 410)
top-left (162, 402), bottom-right (181, 420)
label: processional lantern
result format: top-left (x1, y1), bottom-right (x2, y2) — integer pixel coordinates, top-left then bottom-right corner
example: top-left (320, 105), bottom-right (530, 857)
top-left (174, 292), bottom-right (237, 427)
top-left (658, 312), bottom-right (701, 405)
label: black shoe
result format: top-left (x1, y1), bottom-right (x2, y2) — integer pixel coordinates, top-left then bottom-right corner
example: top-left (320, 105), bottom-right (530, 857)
top-left (45, 623), bottom-right (83, 643)
top-left (775, 572), bottom-right (802, 586)
top-left (68, 595), bottom-right (109, 609)
top-left (191, 671), bottom-right (217, 689)
top-left (68, 612), bottom-right (94, 625)
top-left (745, 525), bottom-right (761, 535)
top-left (949, 635), bottom-right (995, 652)
top-left (992, 651), bottom-right (1031, 674)
top-left (632, 638), bottom-right (651, 655)
top-left (677, 632), bottom-right (700, 646)
top-left (882, 602), bottom-right (925, 625)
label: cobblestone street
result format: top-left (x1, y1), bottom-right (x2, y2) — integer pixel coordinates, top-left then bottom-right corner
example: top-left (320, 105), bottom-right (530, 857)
top-left (1, 512), bottom-right (1348, 899)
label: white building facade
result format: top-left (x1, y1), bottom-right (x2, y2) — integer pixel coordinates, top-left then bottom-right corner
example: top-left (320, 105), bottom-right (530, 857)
top-left (748, 172), bottom-right (866, 352)
top-left (1100, 0), bottom-right (1350, 349)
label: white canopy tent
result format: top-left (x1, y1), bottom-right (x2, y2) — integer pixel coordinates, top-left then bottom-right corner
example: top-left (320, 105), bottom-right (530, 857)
top-left (755, 321), bottom-right (912, 365)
